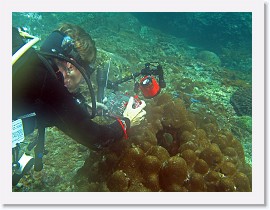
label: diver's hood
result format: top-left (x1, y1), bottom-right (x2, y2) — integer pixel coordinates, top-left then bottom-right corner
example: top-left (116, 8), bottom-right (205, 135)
top-left (40, 30), bottom-right (95, 77)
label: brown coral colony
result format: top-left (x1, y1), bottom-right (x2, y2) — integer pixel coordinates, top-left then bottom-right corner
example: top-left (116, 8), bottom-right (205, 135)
top-left (81, 93), bottom-right (251, 192)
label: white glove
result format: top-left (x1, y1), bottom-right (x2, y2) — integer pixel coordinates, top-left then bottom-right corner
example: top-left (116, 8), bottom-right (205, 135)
top-left (123, 97), bottom-right (146, 127)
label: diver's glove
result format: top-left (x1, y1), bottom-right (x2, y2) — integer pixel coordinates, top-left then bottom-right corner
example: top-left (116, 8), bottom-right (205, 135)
top-left (123, 97), bottom-right (146, 127)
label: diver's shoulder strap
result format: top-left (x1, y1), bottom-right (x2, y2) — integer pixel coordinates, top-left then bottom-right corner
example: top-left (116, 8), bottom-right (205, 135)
top-left (12, 27), bottom-right (40, 66)
top-left (12, 28), bottom-right (58, 80)
top-left (12, 27), bottom-right (40, 77)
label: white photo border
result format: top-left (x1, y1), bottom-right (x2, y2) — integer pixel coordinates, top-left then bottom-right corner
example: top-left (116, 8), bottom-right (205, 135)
top-left (0, 0), bottom-right (265, 205)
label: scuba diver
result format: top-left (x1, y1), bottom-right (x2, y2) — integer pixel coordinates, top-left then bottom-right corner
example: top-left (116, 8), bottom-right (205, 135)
top-left (12, 23), bottom-right (146, 185)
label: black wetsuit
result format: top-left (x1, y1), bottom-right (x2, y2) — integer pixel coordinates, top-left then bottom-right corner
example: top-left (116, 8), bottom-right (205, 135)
top-left (12, 27), bottom-right (129, 150)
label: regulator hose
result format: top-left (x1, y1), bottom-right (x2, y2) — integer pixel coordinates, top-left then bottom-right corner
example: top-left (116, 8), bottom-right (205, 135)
top-left (37, 51), bottom-right (96, 119)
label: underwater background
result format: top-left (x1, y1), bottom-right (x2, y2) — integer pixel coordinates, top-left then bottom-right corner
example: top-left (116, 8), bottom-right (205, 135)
top-left (12, 12), bottom-right (252, 192)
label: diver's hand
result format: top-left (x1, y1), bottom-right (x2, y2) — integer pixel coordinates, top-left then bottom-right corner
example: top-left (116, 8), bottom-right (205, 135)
top-left (123, 97), bottom-right (146, 127)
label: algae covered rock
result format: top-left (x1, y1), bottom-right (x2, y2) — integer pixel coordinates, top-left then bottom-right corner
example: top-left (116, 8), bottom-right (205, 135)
top-left (230, 87), bottom-right (252, 116)
top-left (197, 50), bottom-right (221, 66)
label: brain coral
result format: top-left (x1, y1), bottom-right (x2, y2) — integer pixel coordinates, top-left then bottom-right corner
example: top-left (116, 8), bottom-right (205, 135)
top-left (230, 87), bottom-right (252, 116)
top-left (74, 93), bottom-right (252, 192)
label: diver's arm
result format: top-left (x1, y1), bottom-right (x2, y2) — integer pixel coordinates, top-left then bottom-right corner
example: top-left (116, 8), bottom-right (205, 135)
top-left (40, 72), bottom-right (129, 150)
top-left (12, 46), bottom-right (127, 149)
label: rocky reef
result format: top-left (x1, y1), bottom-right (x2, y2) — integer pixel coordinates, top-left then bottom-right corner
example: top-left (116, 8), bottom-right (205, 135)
top-left (230, 87), bottom-right (252, 116)
top-left (73, 93), bottom-right (251, 192)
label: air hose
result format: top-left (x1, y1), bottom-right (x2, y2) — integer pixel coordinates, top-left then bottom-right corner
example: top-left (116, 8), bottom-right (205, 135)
top-left (37, 51), bottom-right (97, 119)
